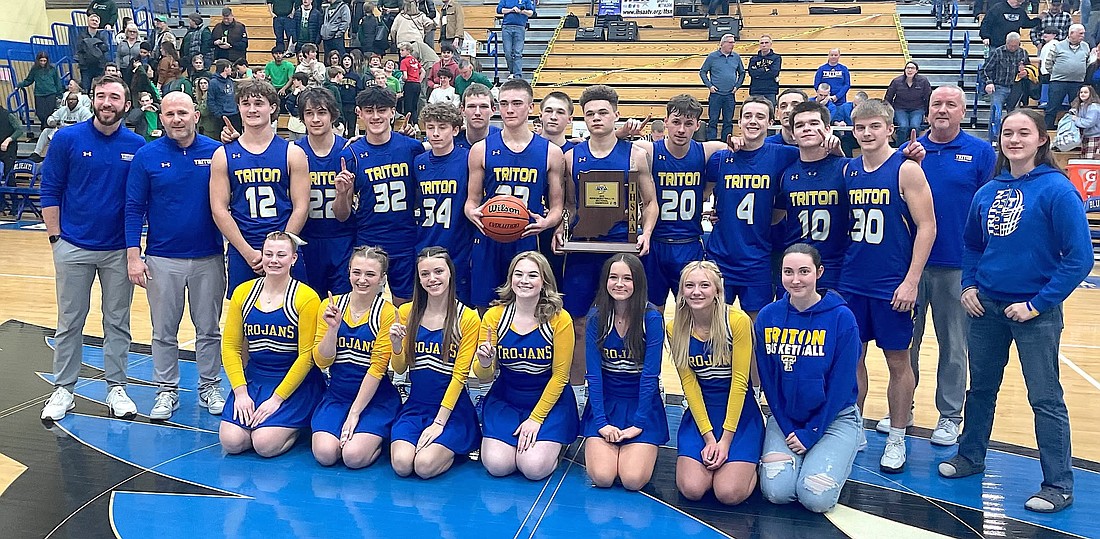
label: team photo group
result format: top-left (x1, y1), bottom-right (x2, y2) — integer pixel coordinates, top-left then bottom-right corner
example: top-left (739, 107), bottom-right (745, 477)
top-left (36, 69), bottom-right (1093, 516)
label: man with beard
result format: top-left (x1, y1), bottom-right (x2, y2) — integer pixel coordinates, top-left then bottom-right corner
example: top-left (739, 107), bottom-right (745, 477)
top-left (125, 92), bottom-right (227, 421)
top-left (764, 88), bottom-right (807, 146)
top-left (40, 74), bottom-right (146, 421)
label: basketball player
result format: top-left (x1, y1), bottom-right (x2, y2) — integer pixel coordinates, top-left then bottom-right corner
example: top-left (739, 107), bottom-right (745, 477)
top-left (210, 79), bottom-right (311, 295)
top-left (336, 85), bottom-right (426, 305)
top-left (125, 92), bottom-right (226, 420)
top-left (536, 90), bottom-right (577, 287)
top-left (464, 78), bottom-right (565, 312)
top-left (454, 83), bottom-right (500, 151)
top-left (764, 88), bottom-right (807, 146)
top-left (840, 99), bottom-right (936, 474)
top-left (294, 87), bottom-right (354, 296)
top-left (412, 102), bottom-right (475, 305)
top-left (40, 74), bottom-right (145, 421)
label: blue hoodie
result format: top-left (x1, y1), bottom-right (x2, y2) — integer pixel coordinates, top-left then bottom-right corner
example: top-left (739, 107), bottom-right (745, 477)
top-left (962, 163), bottom-right (1092, 313)
top-left (754, 290), bottom-right (860, 450)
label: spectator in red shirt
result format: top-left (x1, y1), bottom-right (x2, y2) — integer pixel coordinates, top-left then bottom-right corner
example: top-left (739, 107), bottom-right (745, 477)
top-left (427, 44), bottom-right (459, 91)
top-left (398, 42), bottom-right (423, 124)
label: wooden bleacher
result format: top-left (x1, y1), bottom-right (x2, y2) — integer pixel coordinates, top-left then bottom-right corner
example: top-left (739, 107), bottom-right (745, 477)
top-left (532, 1), bottom-right (907, 120)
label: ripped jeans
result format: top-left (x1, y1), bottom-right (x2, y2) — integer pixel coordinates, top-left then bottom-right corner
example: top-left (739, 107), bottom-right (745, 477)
top-left (758, 406), bottom-right (862, 513)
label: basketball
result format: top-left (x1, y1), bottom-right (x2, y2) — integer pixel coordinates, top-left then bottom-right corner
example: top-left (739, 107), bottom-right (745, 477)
top-left (481, 195), bottom-right (531, 243)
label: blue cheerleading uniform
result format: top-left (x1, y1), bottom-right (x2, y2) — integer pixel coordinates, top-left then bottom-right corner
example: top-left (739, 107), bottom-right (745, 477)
top-left (341, 133), bottom-right (426, 299)
top-left (297, 134), bottom-right (355, 296)
top-left (642, 140), bottom-right (709, 306)
top-left (221, 278), bottom-right (325, 430)
top-left (311, 293), bottom-right (402, 439)
top-left (390, 303), bottom-right (483, 455)
top-left (470, 132), bottom-right (552, 307)
top-left (581, 307), bottom-right (669, 446)
top-left (413, 146), bottom-right (475, 305)
top-left (474, 305), bottom-right (578, 445)
top-left (778, 154), bottom-right (850, 290)
top-left (672, 306), bottom-right (763, 463)
top-left (562, 139), bottom-right (634, 317)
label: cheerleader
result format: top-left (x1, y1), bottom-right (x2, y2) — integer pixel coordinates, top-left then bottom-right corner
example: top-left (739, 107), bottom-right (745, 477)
top-left (670, 261), bottom-right (763, 505)
top-left (389, 247), bottom-right (483, 479)
top-left (219, 232), bottom-right (325, 457)
top-left (310, 246), bottom-right (401, 468)
top-left (474, 251), bottom-right (578, 481)
top-left (581, 254), bottom-right (668, 491)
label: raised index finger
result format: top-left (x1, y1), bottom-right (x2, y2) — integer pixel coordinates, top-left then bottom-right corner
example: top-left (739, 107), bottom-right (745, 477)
top-left (223, 116), bottom-right (233, 129)
top-left (340, 157), bottom-right (348, 172)
top-left (910, 129), bottom-right (917, 145)
top-left (639, 113), bottom-right (653, 128)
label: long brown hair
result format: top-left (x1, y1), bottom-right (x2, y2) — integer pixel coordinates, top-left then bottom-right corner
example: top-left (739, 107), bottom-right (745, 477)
top-left (1072, 85), bottom-right (1100, 111)
top-left (995, 108), bottom-right (1064, 175)
top-left (403, 247), bottom-right (460, 366)
top-left (493, 251), bottom-right (564, 324)
top-left (592, 253), bottom-right (652, 364)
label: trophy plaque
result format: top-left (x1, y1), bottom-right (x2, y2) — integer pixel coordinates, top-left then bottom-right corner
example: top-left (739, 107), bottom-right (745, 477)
top-left (560, 170), bottom-right (640, 253)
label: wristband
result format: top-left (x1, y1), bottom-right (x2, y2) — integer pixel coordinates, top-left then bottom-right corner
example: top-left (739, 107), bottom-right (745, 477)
top-left (433, 419), bottom-right (445, 426)
top-left (1026, 302), bottom-right (1040, 317)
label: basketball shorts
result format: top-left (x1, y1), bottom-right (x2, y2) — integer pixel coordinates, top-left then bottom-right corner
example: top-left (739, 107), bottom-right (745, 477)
top-left (643, 238), bottom-right (704, 306)
top-left (300, 235), bottom-right (355, 296)
top-left (470, 233), bottom-right (538, 308)
top-left (843, 292), bottom-right (916, 351)
top-left (723, 282), bottom-right (775, 313)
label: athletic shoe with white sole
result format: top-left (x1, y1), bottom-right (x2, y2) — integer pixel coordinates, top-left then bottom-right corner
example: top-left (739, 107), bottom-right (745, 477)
top-left (880, 438), bottom-right (907, 473)
top-left (149, 391), bottom-right (179, 420)
top-left (931, 418), bottom-right (961, 446)
top-left (875, 414), bottom-right (914, 434)
top-left (199, 386), bottom-right (226, 415)
top-left (41, 387), bottom-right (75, 421)
top-left (106, 386), bottom-right (137, 418)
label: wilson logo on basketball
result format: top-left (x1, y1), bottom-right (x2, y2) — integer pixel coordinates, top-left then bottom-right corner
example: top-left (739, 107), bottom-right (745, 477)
top-left (487, 203), bottom-right (523, 215)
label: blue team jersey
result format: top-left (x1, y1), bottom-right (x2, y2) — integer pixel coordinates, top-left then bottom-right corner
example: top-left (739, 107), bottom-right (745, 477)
top-left (413, 147), bottom-right (474, 268)
top-left (341, 133), bottom-right (426, 248)
top-left (298, 135), bottom-right (356, 239)
top-left (572, 139), bottom-right (634, 241)
top-left (455, 126), bottom-right (501, 151)
top-left (651, 140), bottom-right (707, 240)
top-left (706, 145), bottom-right (799, 285)
top-left (839, 152), bottom-right (915, 300)
top-left (779, 154), bottom-right (850, 272)
top-left (484, 131), bottom-right (551, 217)
top-left (226, 137), bottom-right (293, 246)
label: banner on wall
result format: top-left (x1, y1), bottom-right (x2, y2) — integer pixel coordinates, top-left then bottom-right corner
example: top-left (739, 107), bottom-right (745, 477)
top-left (597, 0), bottom-right (621, 15)
top-left (622, 0), bottom-right (674, 17)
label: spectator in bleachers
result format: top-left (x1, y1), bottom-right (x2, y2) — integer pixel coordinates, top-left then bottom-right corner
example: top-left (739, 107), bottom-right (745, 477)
top-left (814, 83), bottom-right (837, 112)
top-left (181, 14), bottom-right (213, 68)
top-left (1031, 0), bottom-right (1071, 49)
top-left (1038, 26), bottom-right (1058, 106)
top-left (212, 7), bottom-right (249, 64)
top-left (323, 65), bottom-right (345, 106)
top-left (128, 91), bottom-right (163, 142)
top-left (0, 104), bottom-right (24, 176)
top-left (116, 24), bottom-right (144, 84)
top-left (454, 59), bottom-right (489, 97)
top-left (415, 0), bottom-right (438, 48)
top-left (327, 49), bottom-right (342, 68)
top-left (428, 68), bottom-right (460, 107)
top-left (340, 54), bottom-right (365, 133)
top-left (648, 119), bottom-right (665, 141)
top-left (812, 48), bottom-right (850, 105)
top-left (885, 61), bottom-right (932, 141)
top-left (267, 47), bottom-right (298, 96)
top-left (29, 92), bottom-right (93, 161)
top-left (1044, 23), bottom-right (1090, 128)
top-left (497, 0), bottom-right (534, 80)
top-left (113, 17), bottom-right (132, 45)
top-left (980, 0), bottom-right (1040, 51)
top-left (162, 64), bottom-right (194, 97)
top-left (391, 2), bottom-right (436, 63)
top-left (831, 90), bottom-right (866, 156)
top-left (322, 0), bottom-right (352, 55)
top-left (17, 51), bottom-right (64, 129)
top-left (297, 43), bottom-right (329, 86)
top-left (699, 33), bottom-right (744, 141)
top-left (1008, 61), bottom-right (1041, 109)
top-left (66, 79), bottom-right (92, 110)
top-left (1070, 85), bottom-right (1100, 157)
top-left (440, 0), bottom-right (466, 52)
top-left (75, 13), bottom-right (111, 92)
top-left (157, 41), bottom-right (182, 87)
top-left (129, 63), bottom-right (160, 107)
top-left (427, 44), bottom-right (459, 91)
top-left (982, 32), bottom-right (1030, 140)
top-left (398, 42), bottom-right (424, 124)
top-left (104, 63), bottom-right (121, 78)
top-left (86, 0), bottom-right (118, 30)
top-left (357, 3), bottom-right (389, 57)
top-left (190, 54), bottom-right (212, 85)
top-left (269, 0), bottom-right (299, 53)
top-left (765, 88), bottom-right (807, 145)
top-left (208, 59), bottom-right (240, 131)
top-left (234, 59), bottom-right (254, 80)
top-left (706, 0), bottom-right (730, 16)
top-left (283, 73), bottom-right (310, 140)
top-left (294, 0), bottom-right (324, 53)
top-left (747, 35), bottom-right (781, 106)
top-left (194, 77), bottom-right (220, 137)
top-left (152, 16), bottom-right (178, 65)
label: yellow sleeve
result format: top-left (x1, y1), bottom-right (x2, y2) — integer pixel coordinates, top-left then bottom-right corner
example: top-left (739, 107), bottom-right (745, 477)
top-left (367, 301), bottom-right (396, 380)
top-left (390, 303), bottom-right (413, 374)
top-left (312, 296), bottom-right (336, 368)
top-left (442, 307), bottom-right (482, 411)
top-left (221, 282), bottom-right (252, 390)
top-left (721, 308), bottom-right (753, 434)
top-left (529, 311), bottom-right (574, 424)
top-left (274, 285), bottom-right (321, 400)
top-left (472, 306), bottom-right (503, 380)
top-left (670, 321), bottom-right (713, 436)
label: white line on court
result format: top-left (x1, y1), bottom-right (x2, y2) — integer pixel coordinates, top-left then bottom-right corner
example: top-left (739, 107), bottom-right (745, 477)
top-left (0, 273), bottom-right (52, 280)
top-left (1060, 353), bottom-right (1100, 392)
top-left (1062, 343), bottom-right (1100, 350)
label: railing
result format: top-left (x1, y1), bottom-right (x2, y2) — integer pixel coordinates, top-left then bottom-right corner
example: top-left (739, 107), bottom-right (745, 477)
top-left (945, 0), bottom-right (960, 57)
top-left (958, 31), bottom-right (970, 89)
top-left (973, 60), bottom-right (985, 131)
top-left (486, 31), bottom-right (501, 86)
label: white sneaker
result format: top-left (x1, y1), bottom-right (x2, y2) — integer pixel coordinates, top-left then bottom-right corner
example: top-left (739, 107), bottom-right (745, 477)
top-left (875, 414), bottom-right (914, 434)
top-left (106, 386), bottom-right (137, 418)
top-left (41, 387), bottom-right (75, 420)
top-left (199, 386), bottom-right (226, 415)
top-left (149, 391), bottom-right (179, 420)
top-left (880, 438), bottom-right (907, 473)
top-left (931, 418), bottom-right (961, 446)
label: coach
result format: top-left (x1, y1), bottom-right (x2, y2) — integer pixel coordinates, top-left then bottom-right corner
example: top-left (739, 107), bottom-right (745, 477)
top-left (699, 33), bottom-right (745, 141)
top-left (125, 92), bottom-right (226, 421)
top-left (40, 74), bottom-right (146, 422)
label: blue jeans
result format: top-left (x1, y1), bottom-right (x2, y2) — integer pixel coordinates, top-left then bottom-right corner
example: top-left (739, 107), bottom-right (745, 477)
top-left (759, 406), bottom-right (862, 513)
top-left (502, 24), bottom-right (525, 78)
top-left (323, 37), bottom-right (346, 56)
top-left (1082, 0), bottom-right (1091, 26)
top-left (707, 92), bottom-right (736, 141)
top-left (957, 295), bottom-right (1073, 494)
top-left (273, 15), bottom-right (296, 52)
top-left (1046, 80), bottom-right (1081, 130)
top-left (894, 108), bottom-right (924, 141)
top-left (988, 85), bottom-right (1011, 141)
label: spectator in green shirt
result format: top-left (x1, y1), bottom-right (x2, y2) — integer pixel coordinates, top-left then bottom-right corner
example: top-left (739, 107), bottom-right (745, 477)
top-left (265, 47), bottom-right (297, 94)
top-left (86, 0), bottom-right (118, 29)
top-left (454, 59), bottom-right (491, 99)
top-left (17, 51), bottom-right (65, 128)
top-left (0, 103), bottom-right (25, 177)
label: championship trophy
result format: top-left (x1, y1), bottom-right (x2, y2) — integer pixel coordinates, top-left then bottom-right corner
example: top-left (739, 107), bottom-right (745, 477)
top-left (559, 170), bottom-right (640, 253)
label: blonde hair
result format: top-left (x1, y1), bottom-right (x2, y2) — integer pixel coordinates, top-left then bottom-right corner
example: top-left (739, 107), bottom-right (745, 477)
top-left (494, 251), bottom-right (564, 324)
top-left (668, 261), bottom-right (732, 369)
top-left (350, 245), bottom-right (390, 275)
